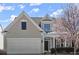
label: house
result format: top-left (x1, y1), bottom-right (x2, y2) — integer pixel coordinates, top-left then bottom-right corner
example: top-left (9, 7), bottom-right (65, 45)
top-left (3, 11), bottom-right (73, 54)
top-left (0, 26), bottom-right (4, 50)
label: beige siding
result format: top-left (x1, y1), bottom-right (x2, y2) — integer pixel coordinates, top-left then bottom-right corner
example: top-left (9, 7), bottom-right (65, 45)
top-left (5, 14), bottom-right (42, 38)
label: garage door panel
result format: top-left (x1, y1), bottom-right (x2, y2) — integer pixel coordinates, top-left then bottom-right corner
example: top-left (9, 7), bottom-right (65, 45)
top-left (6, 38), bottom-right (41, 54)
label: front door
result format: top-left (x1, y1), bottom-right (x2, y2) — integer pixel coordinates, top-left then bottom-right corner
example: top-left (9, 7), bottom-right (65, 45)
top-left (44, 41), bottom-right (48, 51)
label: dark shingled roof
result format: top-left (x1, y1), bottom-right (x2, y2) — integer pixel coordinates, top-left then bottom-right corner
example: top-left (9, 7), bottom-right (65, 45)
top-left (31, 17), bottom-right (42, 25)
top-left (31, 17), bottom-right (56, 25)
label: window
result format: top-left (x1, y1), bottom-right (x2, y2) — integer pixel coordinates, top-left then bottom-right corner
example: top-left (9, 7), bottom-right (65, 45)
top-left (61, 39), bottom-right (64, 47)
top-left (43, 24), bottom-right (51, 32)
top-left (56, 44), bottom-right (60, 48)
top-left (61, 43), bottom-right (63, 47)
top-left (21, 22), bottom-right (27, 30)
top-left (56, 40), bottom-right (60, 48)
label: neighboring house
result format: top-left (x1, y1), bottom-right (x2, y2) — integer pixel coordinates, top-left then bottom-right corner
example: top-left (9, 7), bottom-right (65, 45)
top-left (0, 26), bottom-right (4, 50)
top-left (3, 11), bottom-right (73, 54)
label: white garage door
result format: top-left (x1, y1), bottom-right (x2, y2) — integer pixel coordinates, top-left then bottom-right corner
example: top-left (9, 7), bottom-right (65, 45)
top-left (6, 38), bottom-right (42, 54)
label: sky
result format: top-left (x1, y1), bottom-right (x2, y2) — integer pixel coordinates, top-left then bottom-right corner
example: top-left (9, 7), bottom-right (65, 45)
top-left (0, 3), bottom-right (68, 29)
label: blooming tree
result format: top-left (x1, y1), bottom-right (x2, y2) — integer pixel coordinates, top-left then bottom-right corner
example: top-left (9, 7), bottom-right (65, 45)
top-left (60, 4), bottom-right (79, 54)
top-left (56, 4), bottom-right (79, 54)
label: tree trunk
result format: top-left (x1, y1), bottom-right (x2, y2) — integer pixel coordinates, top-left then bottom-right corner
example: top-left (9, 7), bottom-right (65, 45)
top-left (73, 43), bottom-right (77, 55)
top-left (73, 39), bottom-right (78, 55)
top-left (74, 47), bottom-right (76, 55)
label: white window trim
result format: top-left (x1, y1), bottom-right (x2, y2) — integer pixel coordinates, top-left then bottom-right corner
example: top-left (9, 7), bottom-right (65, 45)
top-left (41, 21), bottom-right (53, 31)
top-left (42, 23), bottom-right (52, 32)
top-left (43, 24), bottom-right (51, 31)
top-left (21, 20), bottom-right (27, 22)
top-left (21, 20), bottom-right (27, 30)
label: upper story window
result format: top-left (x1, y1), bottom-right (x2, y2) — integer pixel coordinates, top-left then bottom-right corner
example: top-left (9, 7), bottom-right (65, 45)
top-left (21, 22), bottom-right (27, 30)
top-left (43, 24), bottom-right (51, 32)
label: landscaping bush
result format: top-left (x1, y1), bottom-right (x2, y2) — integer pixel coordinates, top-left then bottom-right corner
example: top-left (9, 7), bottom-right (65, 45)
top-left (51, 47), bottom-right (74, 54)
top-left (76, 48), bottom-right (79, 54)
top-left (56, 48), bottom-right (65, 53)
top-left (65, 47), bottom-right (74, 53)
top-left (50, 48), bottom-right (56, 54)
top-left (76, 48), bottom-right (79, 52)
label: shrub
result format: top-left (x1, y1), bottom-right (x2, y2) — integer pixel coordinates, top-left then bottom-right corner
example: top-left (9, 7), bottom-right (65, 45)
top-left (50, 48), bottom-right (56, 54)
top-left (51, 47), bottom-right (74, 54)
top-left (76, 48), bottom-right (79, 52)
top-left (56, 48), bottom-right (65, 53)
top-left (76, 48), bottom-right (79, 54)
top-left (65, 47), bottom-right (74, 53)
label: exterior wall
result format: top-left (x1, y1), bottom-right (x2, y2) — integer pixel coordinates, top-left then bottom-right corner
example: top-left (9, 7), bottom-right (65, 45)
top-left (5, 14), bottom-right (42, 38)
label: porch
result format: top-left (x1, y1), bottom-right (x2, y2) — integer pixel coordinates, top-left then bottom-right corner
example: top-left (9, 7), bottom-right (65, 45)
top-left (42, 32), bottom-right (73, 53)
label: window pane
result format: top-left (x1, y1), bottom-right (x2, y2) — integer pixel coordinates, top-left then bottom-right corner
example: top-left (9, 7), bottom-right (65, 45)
top-left (21, 22), bottom-right (27, 30)
top-left (44, 24), bottom-right (50, 32)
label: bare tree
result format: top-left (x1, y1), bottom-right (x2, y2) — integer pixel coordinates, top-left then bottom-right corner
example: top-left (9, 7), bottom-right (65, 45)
top-left (60, 4), bottom-right (79, 54)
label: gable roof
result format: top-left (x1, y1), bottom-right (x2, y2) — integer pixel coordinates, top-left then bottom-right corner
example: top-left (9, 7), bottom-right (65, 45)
top-left (3, 11), bottom-right (44, 32)
top-left (41, 14), bottom-right (52, 21)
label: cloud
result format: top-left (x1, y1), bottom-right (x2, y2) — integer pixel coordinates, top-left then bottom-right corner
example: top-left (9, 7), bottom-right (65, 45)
top-left (10, 15), bottom-right (17, 21)
top-left (19, 4), bottom-right (25, 9)
top-left (29, 3), bottom-right (42, 6)
top-left (0, 15), bottom-right (16, 23)
top-left (30, 8), bottom-right (40, 13)
top-left (0, 5), bottom-right (15, 12)
top-left (50, 9), bottom-right (63, 17)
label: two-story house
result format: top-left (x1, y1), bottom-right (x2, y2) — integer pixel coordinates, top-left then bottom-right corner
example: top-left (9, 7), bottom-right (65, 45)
top-left (3, 11), bottom-right (72, 54)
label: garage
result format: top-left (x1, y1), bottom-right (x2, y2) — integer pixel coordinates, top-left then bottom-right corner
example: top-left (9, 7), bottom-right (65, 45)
top-left (6, 38), bottom-right (42, 54)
